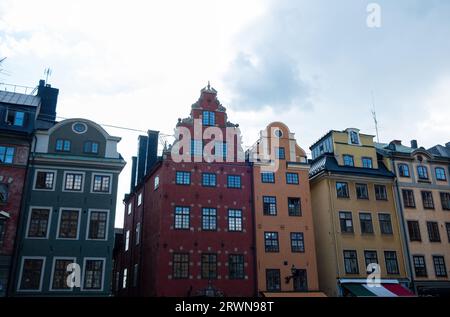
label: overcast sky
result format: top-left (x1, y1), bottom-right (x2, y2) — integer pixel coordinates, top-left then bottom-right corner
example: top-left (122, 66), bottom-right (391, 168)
top-left (1, 0), bottom-right (449, 228)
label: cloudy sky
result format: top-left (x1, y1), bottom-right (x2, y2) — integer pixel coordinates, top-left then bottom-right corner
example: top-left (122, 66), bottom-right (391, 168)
top-left (1, 0), bottom-right (449, 227)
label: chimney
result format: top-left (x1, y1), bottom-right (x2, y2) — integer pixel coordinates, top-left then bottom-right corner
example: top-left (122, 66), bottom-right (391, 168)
top-left (446, 142), bottom-right (450, 149)
top-left (135, 135), bottom-right (148, 186)
top-left (37, 79), bottom-right (59, 125)
top-left (130, 156), bottom-right (137, 192)
top-left (145, 130), bottom-right (159, 174)
top-left (410, 140), bottom-right (418, 149)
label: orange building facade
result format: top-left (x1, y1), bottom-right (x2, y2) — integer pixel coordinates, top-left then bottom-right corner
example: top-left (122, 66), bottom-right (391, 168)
top-left (248, 122), bottom-right (321, 296)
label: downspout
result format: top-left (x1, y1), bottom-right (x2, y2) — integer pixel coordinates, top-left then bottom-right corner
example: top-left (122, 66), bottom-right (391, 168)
top-left (249, 161), bottom-right (258, 297)
top-left (6, 133), bottom-right (36, 296)
top-left (138, 180), bottom-right (146, 296)
top-left (391, 157), bottom-right (415, 293)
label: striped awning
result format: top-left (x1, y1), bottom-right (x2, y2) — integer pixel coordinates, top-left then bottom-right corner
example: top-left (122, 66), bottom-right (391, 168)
top-left (341, 280), bottom-right (415, 297)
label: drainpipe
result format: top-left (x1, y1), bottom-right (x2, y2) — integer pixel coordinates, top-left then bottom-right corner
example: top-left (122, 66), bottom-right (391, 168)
top-left (391, 157), bottom-right (415, 293)
top-left (6, 133), bottom-right (36, 296)
top-left (249, 161), bottom-right (258, 297)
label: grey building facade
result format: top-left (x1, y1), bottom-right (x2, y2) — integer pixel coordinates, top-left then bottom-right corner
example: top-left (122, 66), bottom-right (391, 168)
top-left (10, 118), bottom-right (125, 296)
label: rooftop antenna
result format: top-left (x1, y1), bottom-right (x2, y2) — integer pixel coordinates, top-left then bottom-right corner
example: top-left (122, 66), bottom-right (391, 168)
top-left (371, 90), bottom-right (380, 143)
top-left (44, 67), bottom-right (52, 84)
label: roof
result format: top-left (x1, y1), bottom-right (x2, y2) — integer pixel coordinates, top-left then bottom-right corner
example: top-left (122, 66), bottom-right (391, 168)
top-left (428, 144), bottom-right (450, 158)
top-left (375, 142), bottom-right (414, 154)
top-left (309, 154), bottom-right (394, 179)
top-left (0, 90), bottom-right (41, 107)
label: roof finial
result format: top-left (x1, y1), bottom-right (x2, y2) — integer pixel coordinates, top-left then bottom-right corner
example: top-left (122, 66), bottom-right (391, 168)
top-left (207, 81), bottom-right (210, 90)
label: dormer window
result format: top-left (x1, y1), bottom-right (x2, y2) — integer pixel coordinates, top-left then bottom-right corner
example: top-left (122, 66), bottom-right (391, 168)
top-left (343, 155), bottom-right (354, 167)
top-left (417, 166), bottom-right (429, 180)
top-left (6, 110), bottom-right (25, 126)
top-left (84, 141), bottom-right (99, 154)
top-left (56, 139), bottom-right (71, 152)
top-left (349, 131), bottom-right (360, 145)
top-left (202, 111), bottom-right (215, 126)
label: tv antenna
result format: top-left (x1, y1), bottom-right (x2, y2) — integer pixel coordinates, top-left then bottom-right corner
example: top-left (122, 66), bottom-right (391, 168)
top-left (371, 91), bottom-right (380, 143)
top-left (44, 67), bottom-right (52, 83)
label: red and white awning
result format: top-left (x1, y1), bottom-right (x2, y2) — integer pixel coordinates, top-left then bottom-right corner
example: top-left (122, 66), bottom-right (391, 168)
top-left (340, 279), bottom-right (415, 297)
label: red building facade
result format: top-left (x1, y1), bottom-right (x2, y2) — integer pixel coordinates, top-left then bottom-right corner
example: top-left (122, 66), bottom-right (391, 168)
top-left (117, 85), bottom-right (255, 296)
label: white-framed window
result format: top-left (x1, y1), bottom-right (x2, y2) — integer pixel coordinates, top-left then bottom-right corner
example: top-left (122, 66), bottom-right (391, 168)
top-left (127, 202), bottom-right (132, 215)
top-left (91, 173), bottom-right (112, 194)
top-left (122, 268), bottom-right (128, 289)
top-left (86, 209), bottom-right (109, 241)
top-left (33, 169), bottom-right (57, 191)
top-left (347, 129), bottom-right (361, 145)
top-left (56, 208), bottom-right (81, 240)
top-left (49, 257), bottom-right (77, 291)
top-left (125, 230), bottom-right (130, 251)
top-left (81, 257), bottom-right (105, 291)
top-left (63, 171), bottom-right (84, 192)
top-left (154, 176), bottom-right (160, 190)
top-left (17, 256), bottom-right (46, 292)
top-left (135, 222), bottom-right (141, 245)
top-left (137, 192), bottom-right (143, 206)
top-left (26, 206), bottom-right (52, 239)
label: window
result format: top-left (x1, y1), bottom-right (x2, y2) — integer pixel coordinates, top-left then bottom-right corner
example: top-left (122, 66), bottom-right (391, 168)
top-left (349, 131), bottom-right (359, 145)
top-left (0, 146), bottom-right (14, 164)
top-left (83, 259), bottom-right (104, 290)
top-left (290, 232), bottom-right (305, 253)
top-left (202, 173), bottom-right (216, 187)
top-left (339, 212), bottom-right (354, 233)
top-left (228, 255), bottom-right (244, 279)
top-left (359, 213), bottom-right (374, 234)
top-left (402, 189), bottom-right (416, 208)
top-left (336, 182), bottom-right (349, 198)
top-left (374, 185), bottom-right (387, 200)
top-left (263, 196), bottom-right (277, 216)
top-left (6, 110), bottom-right (25, 126)
top-left (35, 171), bottom-right (55, 190)
top-left (27, 208), bottom-right (50, 238)
top-left (440, 192), bottom-right (450, 210)
top-left (433, 256), bottom-right (447, 277)
top-left (261, 172), bottom-right (275, 183)
top-left (202, 208), bottom-right (217, 231)
top-left (435, 168), bottom-right (447, 181)
top-left (127, 202), bottom-right (132, 215)
top-left (407, 221), bottom-right (421, 241)
top-left (88, 211), bottom-right (108, 240)
top-left (84, 141), bottom-right (99, 154)
top-left (0, 218), bottom-right (5, 248)
top-left (266, 269), bottom-right (281, 291)
top-left (343, 155), bottom-right (354, 167)
top-left (427, 221), bottom-right (441, 242)
top-left (137, 193), bottom-right (142, 206)
top-left (286, 173), bottom-right (299, 184)
top-left (384, 251), bottom-right (399, 274)
top-left (288, 197), bottom-right (301, 216)
top-left (343, 250), bottom-right (359, 274)
top-left (379, 213), bottom-right (393, 235)
top-left (72, 122), bottom-right (87, 133)
top-left (92, 175), bottom-right (110, 193)
top-left (133, 264), bottom-right (138, 287)
top-left (56, 139), bottom-right (71, 152)
top-left (362, 157), bottom-right (373, 168)
top-left (0, 183), bottom-right (8, 203)
top-left (215, 141), bottom-right (227, 160)
top-left (174, 206), bottom-right (190, 230)
top-left (52, 258), bottom-right (75, 290)
top-left (58, 209), bottom-right (79, 239)
top-left (125, 230), bottom-right (130, 251)
top-left (202, 111), bottom-right (215, 126)
top-left (175, 171), bottom-right (190, 185)
top-left (122, 268), bottom-right (127, 289)
top-left (19, 258), bottom-right (44, 290)
top-left (398, 164), bottom-right (410, 177)
top-left (135, 223), bottom-right (141, 245)
top-left (190, 140), bottom-right (203, 157)
top-left (293, 269), bottom-right (308, 291)
top-left (64, 173), bottom-right (83, 191)
top-left (356, 183), bottom-right (369, 199)
top-left (364, 251), bottom-right (378, 271)
top-left (228, 209), bottom-right (242, 232)
top-left (421, 191), bottom-right (434, 209)
top-left (413, 256), bottom-right (427, 277)
top-left (417, 166), bottom-right (429, 180)
top-left (446, 223), bottom-right (450, 242)
top-left (264, 232), bottom-right (279, 252)
top-left (275, 147), bottom-right (285, 159)
top-left (201, 253), bottom-right (217, 279)
top-left (227, 175), bottom-right (241, 188)
top-left (173, 253), bottom-right (189, 279)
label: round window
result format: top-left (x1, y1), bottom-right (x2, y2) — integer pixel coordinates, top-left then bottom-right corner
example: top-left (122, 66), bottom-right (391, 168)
top-left (274, 129), bottom-right (283, 138)
top-left (72, 122), bottom-right (87, 134)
